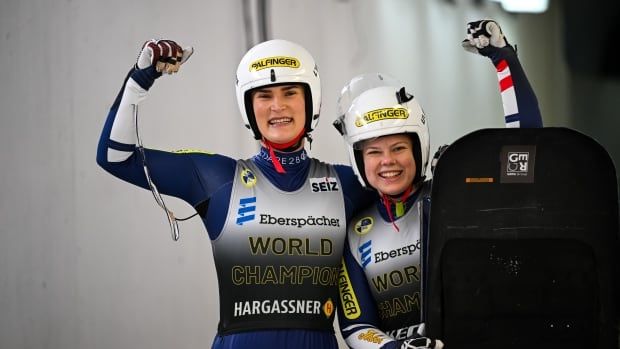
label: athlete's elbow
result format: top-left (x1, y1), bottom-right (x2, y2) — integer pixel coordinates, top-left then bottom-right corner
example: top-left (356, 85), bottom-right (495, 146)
top-left (96, 147), bottom-right (115, 174)
top-left (96, 140), bottom-right (108, 167)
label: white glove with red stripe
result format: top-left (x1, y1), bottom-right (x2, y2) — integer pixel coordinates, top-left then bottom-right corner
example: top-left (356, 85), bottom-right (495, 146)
top-left (136, 39), bottom-right (194, 74)
top-left (462, 19), bottom-right (508, 56)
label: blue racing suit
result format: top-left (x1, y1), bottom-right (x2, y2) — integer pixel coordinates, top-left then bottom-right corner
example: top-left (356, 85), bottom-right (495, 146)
top-left (96, 65), bottom-right (375, 349)
top-left (337, 45), bottom-right (543, 349)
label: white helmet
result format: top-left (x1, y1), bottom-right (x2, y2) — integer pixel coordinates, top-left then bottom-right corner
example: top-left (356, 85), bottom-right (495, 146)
top-left (333, 73), bottom-right (430, 188)
top-left (235, 39), bottom-right (321, 140)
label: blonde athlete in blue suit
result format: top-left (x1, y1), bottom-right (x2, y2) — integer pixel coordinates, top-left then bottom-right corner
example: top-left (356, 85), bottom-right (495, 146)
top-left (334, 20), bottom-right (542, 349)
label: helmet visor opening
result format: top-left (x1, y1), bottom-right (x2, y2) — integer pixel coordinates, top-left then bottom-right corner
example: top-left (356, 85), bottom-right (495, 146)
top-left (244, 82), bottom-right (311, 140)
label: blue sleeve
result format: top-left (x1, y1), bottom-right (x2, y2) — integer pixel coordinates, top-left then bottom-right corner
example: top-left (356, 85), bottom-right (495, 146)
top-left (96, 67), bottom-right (237, 233)
top-left (483, 45), bottom-right (543, 128)
top-left (334, 164), bottom-right (376, 220)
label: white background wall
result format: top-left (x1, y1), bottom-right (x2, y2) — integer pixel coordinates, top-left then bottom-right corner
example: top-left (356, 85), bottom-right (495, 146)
top-left (0, 0), bottom-right (576, 348)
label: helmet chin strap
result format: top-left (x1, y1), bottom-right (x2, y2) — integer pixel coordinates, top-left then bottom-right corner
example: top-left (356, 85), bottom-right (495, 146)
top-left (262, 128), bottom-right (306, 174)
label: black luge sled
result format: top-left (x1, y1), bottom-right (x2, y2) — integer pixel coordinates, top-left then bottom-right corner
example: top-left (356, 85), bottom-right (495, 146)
top-left (425, 127), bottom-right (619, 349)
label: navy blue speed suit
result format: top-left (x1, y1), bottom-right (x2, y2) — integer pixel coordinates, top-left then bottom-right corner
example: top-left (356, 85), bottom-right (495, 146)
top-left (337, 45), bottom-right (543, 349)
top-left (96, 65), bottom-right (375, 349)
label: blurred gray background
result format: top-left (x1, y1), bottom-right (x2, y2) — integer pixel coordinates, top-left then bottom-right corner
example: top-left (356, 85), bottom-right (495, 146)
top-left (1, 0), bottom-right (618, 348)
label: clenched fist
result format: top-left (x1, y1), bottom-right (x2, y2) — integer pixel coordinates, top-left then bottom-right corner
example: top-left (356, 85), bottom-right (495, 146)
top-left (136, 39), bottom-right (194, 74)
top-left (462, 20), bottom-right (509, 56)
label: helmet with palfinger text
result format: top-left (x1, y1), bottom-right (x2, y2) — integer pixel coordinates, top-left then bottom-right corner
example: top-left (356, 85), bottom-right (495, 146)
top-left (334, 73), bottom-right (430, 188)
top-left (235, 39), bottom-right (321, 140)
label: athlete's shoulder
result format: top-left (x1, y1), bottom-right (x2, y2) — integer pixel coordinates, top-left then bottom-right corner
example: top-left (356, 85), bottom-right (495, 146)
top-left (333, 164), bottom-right (365, 195)
top-left (172, 148), bottom-right (216, 155)
top-left (309, 160), bottom-right (357, 182)
top-left (332, 164), bottom-right (375, 216)
top-left (171, 148), bottom-right (237, 165)
top-left (331, 163), bottom-right (357, 182)
top-left (172, 148), bottom-right (234, 158)
top-left (168, 149), bottom-right (239, 190)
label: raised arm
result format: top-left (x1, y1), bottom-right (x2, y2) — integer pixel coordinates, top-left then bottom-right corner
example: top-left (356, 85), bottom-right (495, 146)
top-left (463, 20), bottom-right (543, 128)
top-left (98, 39), bottom-right (192, 163)
top-left (96, 40), bottom-right (235, 209)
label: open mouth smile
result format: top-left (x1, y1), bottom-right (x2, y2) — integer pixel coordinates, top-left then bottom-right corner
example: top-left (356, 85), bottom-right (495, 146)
top-left (269, 117), bottom-right (293, 126)
top-left (379, 170), bottom-right (403, 179)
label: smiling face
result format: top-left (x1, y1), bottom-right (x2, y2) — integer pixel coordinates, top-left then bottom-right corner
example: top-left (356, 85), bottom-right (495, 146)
top-left (362, 134), bottom-right (417, 196)
top-left (252, 84), bottom-right (306, 145)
